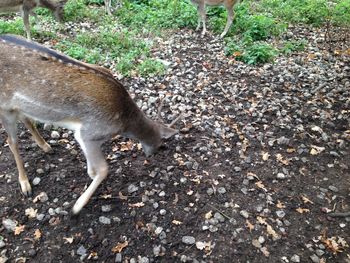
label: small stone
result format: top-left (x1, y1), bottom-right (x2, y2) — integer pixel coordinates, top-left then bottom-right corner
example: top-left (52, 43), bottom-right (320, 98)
top-left (28, 249), bottom-right (37, 257)
top-left (51, 131), bottom-right (60, 139)
top-left (240, 210), bottom-right (249, 219)
top-left (277, 173), bottom-right (286, 179)
top-left (99, 216), bottom-right (111, 225)
top-left (77, 245), bottom-right (87, 256)
top-left (214, 212), bottom-right (225, 222)
top-left (128, 184), bottom-right (139, 194)
top-left (159, 209), bottom-right (166, 215)
top-left (328, 185), bottom-right (338, 192)
top-left (101, 205), bottom-right (112, 213)
top-left (139, 257), bottom-right (149, 263)
top-left (2, 218), bottom-right (17, 231)
top-left (310, 254), bottom-right (320, 263)
top-left (315, 249), bottom-right (325, 257)
top-left (36, 214), bottom-right (45, 221)
top-left (0, 239), bottom-right (5, 249)
top-left (36, 168), bottom-right (44, 174)
top-left (291, 254), bottom-right (300, 263)
top-left (276, 210), bottom-right (286, 218)
top-left (115, 253), bottom-right (122, 263)
top-left (258, 236), bottom-right (265, 244)
top-left (234, 166), bottom-right (241, 172)
top-left (207, 188), bottom-right (214, 195)
top-left (217, 187), bottom-right (226, 194)
top-left (153, 245), bottom-right (161, 257)
top-left (32, 177), bottom-right (41, 185)
top-left (182, 236), bottom-right (196, 245)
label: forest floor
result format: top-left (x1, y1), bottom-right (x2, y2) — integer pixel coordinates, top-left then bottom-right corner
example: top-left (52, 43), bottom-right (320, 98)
top-left (0, 23), bottom-right (350, 263)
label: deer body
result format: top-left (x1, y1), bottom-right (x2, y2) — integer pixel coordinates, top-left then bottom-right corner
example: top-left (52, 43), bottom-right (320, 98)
top-left (0, 0), bottom-right (66, 39)
top-left (0, 35), bottom-right (179, 214)
top-left (191, 0), bottom-right (238, 38)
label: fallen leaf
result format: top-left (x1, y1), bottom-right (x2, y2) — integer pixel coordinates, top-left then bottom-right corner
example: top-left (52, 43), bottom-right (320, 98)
top-left (205, 211), bottom-right (213, 219)
top-left (252, 239), bottom-right (261, 248)
top-left (266, 225), bottom-right (280, 240)
top-left (261, 151), bottom-right (270, 161)
top-left (118, 191), bottom-right (128, 201)
top-left (276, 200), bottom-right (286, 209)
top-left (301, 195), bottom-right (314, 204)
top-left (246, 220), bottom-right (255, 232)
top-left (14, 225), bottom-right (25, 235)
top-left (322, 236), bottom-right (349, 254)
top-left (173, 193), bottom-right (179, 205)
top-left (286, 148), bottom-right (296, 153)
top-left (88, 252), bottom-right (98, 259)
top-left (25, 207), bottom-right (38, 219)
top-left (111, 241), bottom-right (129, 253)
top-left (34, 229), bottom-right (42, 240)
top-left (310, 145), bottom-right (325, 155)
top-left (255, 181), bottom-right (268, 192)
top-left (296, 207), bottom-right (310, 214)
top-left (172, 220), bottom-right (182, 225)
top-left (128, 202), bottom-right (145, 208)
top-left (260, 246), bottom-right (270, 257)
top-left (63, 237), bottom-right (74, 244)
top-left (276, 153), bottom-right (290, 165)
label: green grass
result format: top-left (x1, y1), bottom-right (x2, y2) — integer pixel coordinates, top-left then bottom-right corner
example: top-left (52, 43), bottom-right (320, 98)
top-left (0, 0), bottom-right (349, 71)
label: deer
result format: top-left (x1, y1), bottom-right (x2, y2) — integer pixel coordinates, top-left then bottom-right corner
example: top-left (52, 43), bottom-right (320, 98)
top-left (190, 0), bottom-right (238, 38)
top-left (0, 34), bottom-right (181, 215)
top-left (0, 0), bottom-right (66, 40)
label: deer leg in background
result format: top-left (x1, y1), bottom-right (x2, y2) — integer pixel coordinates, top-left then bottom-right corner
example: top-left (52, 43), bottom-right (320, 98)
top-left (21, 8), bottom-right (31, 39)
top-left (72, 133), bottom-right (108, 214)
top-left (198, 3), bottom-right (207, 36)
top-left (220, 3), bottom-right (234, 38)
top-left (104, 0), bottom-right (112, 15)
top-left (0, 113), bottom-right (32, 196)
top-left (21, 118), bottom-right (52, 153)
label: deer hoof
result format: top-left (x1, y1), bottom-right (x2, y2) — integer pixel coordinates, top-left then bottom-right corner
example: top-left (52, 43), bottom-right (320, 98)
top-left (20, 180), bottom-right (32, 197)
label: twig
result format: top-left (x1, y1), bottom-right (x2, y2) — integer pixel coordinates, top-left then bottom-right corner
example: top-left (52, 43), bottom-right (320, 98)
top-left (328, 211), bottom-right (350, 218)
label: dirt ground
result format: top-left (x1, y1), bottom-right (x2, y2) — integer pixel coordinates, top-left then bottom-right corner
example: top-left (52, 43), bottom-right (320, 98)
top-left (0, 25), bottom-right (350, 263)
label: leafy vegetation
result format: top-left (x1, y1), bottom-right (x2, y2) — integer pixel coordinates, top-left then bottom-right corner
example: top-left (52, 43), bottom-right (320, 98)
top-left (0, 0), bottom-right (349, 73)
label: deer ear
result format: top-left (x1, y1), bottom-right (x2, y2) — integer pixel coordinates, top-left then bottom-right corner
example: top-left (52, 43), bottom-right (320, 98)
top-left (159, 125), bottom-right (178, 139)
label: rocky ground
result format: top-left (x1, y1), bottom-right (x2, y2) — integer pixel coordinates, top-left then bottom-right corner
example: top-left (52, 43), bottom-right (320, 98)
top-left (0, 24), bottom-right (349, 263)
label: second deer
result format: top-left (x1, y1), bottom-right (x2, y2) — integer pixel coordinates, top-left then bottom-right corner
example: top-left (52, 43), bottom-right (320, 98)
top-left (0, 0), bottom-right (66, 39)
top-left (191, 0), bottom-right (238, 38)
top-left (0, 34), bottom-right (181, 214)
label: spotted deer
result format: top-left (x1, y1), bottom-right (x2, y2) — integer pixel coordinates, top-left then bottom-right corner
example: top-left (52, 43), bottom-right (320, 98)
top-left (191, 0), bottom-right (238, 38)
top-left (0, 0), bottom-right (66, 39)
top-left (0, 34), bottom-right (181, 214)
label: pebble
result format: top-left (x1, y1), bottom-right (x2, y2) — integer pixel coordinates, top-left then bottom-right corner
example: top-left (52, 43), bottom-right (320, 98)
top-left (51, 131), bottom-right (60, 139)
top-left (99, 216), bottom-right (111, 225)
top-left (139, 257), bottom-right (149, 263)
top-left (101, 205), bottom-right (112, 213)
top-left (310, 254), bottom-right (320, 263)
top-left (115, 253), bottom-right (122, 262)
top-left (291, 254), bottom-right (300, 263)
top-left (182, 236), bottom-right (196, 245)
top-left (0, 239), bottom-right (5, 249)
top-left (77, 245), bottom-right (87, 260)
top-left (36, 214), bottom-right (45, 221)
top-left (2, 219), bottom-right (17, 232)
top-left (276, 210), bottom-right (286, 218)
top-left (159, 209), bottom-right (167, 215)
top-left (214, 212), bottom-right (225, 222)
top-left (128, 184), bottom-right (139, 193)
top-left (328, 185), bottom-right (339, 192)
top-left (277, 173), bottom-right (286, 179)
top-left (32, 177), bottom-right (41, 185)
top-left (217, 187), bottom-right (226, 194)
top-left (240, 210), bottom-right (249, 219)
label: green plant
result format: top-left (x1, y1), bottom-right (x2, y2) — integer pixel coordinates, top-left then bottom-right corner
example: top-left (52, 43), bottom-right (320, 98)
top-left (281, 39), bottom-right (307, 55)
top-left (137, 58), bottom-right (165, 76)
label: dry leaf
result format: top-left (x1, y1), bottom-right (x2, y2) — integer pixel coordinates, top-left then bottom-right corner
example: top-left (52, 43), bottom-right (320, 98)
top-left (286, 148), bottom-right (296, 153)
top-left (255, 181), bottom-right (268, 192)
top-left (260, 247), bottom-right (270, 257)
top-left (14, 225), bottom-right (25, 235)
top-left (34, 229), bottom-right (42, 240)
top-left (266, 225), bottom-right (280, 240)
top-left (63, 236), bottom-right (74, 244)
top-left (246, 220), bottom-right (255, 232)
top-left (310, 145), bottom-right (325, 155)
top-left (301, 195), bottom-right (314, 204)
top-left (276, 200), bottom-right (286, 209)
top-left (261, 151), bottom-right (270, 161)
top-left (296, 207), bottom-right (310, 214)
top-left (120, 141), bottom-right (134, 152)
top-left (25, 207), bottom-right (38, 218)
top-left (128, 202), bottom-right (145, 208)
top-left (252, 239), bottom-right (261, 248)
top-left (257, 216), bottom-right (267, 225)
top-left (205, 211), bottom-right (213, 219)
top-left (322, 236), bottom-right (349, 254)
top-left (119, 191), bottom-right (128, 201)
top-left (111, 241), bottom-right (129, 253)
top-left (172, 220), bottom-right (182, 225)
top-left (276, 153), bottom-right (290, 165)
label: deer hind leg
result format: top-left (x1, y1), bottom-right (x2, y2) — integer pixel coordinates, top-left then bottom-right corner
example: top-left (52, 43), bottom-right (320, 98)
top-left (104, 0), bottom-right (112, 15)
top-left (21, 118), bottom-right (52, 153)
top-left (0, 113), bottom-right (32, 196)
top-left (21, 9), bottom-right (31, 40)
top-left (72, 131), bottom-right (108, 214)
top-left (198, 3), bottom-right (207, 36)
top-left (220, 5), bottom-right (234, 38)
